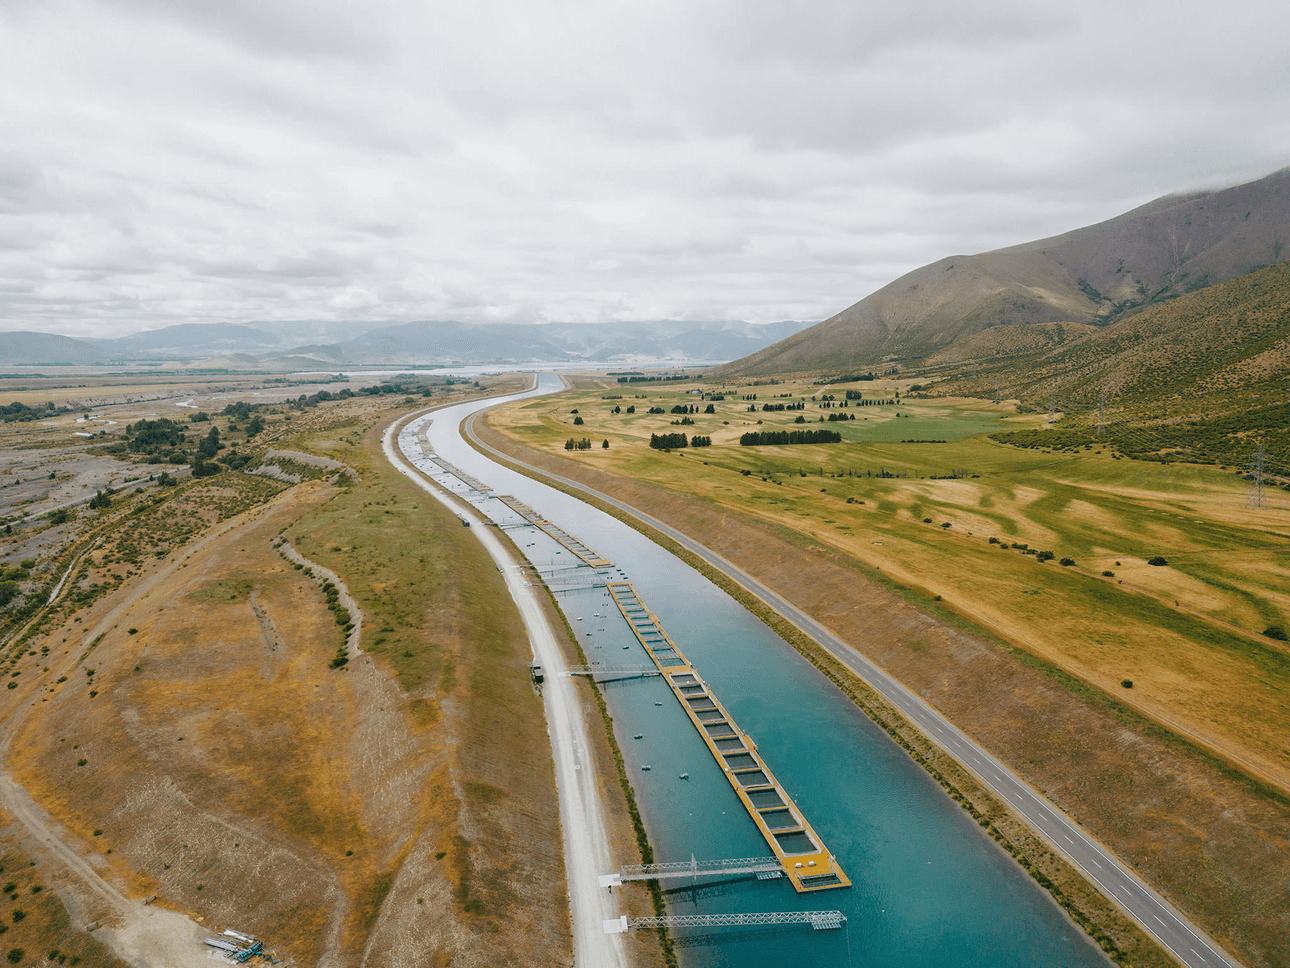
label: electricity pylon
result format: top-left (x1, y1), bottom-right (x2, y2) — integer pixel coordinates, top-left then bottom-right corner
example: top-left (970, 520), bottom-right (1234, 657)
top-left (1246, 442), bottom-right (1267, 509)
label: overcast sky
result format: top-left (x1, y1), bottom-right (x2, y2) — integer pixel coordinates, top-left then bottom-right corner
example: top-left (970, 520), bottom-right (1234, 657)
top-left (2, 0), bottom-right (1288, 338)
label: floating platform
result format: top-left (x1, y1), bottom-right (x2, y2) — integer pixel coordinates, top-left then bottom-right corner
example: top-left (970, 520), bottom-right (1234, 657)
top-left (416, 423), bottom-right (435, 456)
top-left (605, 580), bottom-right (850, 893)
top-left (428, 456), bottom-right (492, 492)
top-left (496, 495), bottom-right (614, 568)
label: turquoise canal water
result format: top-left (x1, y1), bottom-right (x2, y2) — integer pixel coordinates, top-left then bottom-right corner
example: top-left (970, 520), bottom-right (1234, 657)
top-left (410, 375), bottom-right (1109, 968)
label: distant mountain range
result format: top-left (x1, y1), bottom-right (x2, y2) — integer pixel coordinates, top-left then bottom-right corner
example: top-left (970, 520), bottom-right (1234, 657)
top-left (722, 166), bottom-right (1290, 376)
top-left (0, 319), bottom-right (814, 368)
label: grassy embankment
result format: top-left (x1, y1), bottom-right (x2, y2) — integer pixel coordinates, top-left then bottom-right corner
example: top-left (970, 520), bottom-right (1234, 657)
top-left (248, 399), bottom-right (576, 965)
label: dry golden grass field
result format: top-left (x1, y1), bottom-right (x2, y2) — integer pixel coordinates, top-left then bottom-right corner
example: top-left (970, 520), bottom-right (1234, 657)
top-left (480, 372), bottom-right (1290, 968)
top-left (0, 379), bottom-right (651, 968)
top-left (495, 374), bottom-right (1290, 789)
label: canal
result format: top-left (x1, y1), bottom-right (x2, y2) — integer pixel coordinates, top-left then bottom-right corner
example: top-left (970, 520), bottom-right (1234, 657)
top-left (405, 374), bottom-right (1110, 968)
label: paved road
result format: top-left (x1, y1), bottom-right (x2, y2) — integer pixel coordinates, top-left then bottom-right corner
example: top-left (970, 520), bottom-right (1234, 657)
top-left (383, 411), bottom-right (628, 968)
top-left (464, 409), bottom-right (1244, 968)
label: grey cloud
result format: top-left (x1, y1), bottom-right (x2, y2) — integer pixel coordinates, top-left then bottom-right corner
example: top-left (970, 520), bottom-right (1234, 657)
top-left (103, 0), bottom-right (394, 62)
top-left (0, 0), bottom-right (1288, 337)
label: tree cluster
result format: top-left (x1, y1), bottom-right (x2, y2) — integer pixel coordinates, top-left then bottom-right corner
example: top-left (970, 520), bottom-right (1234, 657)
top-left (124, 418), bottom-right (186, 454)
top-left (649, 432), bottom-right (689, 449)
top-left (0, 401), bottom-right (66, 423)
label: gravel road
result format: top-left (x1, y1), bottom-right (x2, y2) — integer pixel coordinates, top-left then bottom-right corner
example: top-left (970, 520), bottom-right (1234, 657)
top-left (383, 410), bottom-right (628, 968)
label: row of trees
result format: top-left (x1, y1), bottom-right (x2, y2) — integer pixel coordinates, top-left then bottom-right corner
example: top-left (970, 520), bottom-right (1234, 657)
top-left (647, 433), bottom-right (712, 449)
top-left (739, 429), bottom-right (842, 446)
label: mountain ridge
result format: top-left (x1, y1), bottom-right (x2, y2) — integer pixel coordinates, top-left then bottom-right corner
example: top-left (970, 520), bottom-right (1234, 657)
top-left (720, 167), bottom-right (1290, 376)
top-left (0, 319), bottom-right (815, 367)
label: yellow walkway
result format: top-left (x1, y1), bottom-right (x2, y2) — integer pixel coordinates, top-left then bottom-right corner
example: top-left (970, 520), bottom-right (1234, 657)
top-left (606, 580), bottom-right (850, 893)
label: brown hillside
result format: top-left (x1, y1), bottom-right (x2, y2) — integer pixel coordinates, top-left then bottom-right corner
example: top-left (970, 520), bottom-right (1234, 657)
top-left (929, 261), bottom-right (1290, 408)
top-left (926, 320), bottom-right (1098, 365)
top-left (723, 166), bottom-right (1290, 375)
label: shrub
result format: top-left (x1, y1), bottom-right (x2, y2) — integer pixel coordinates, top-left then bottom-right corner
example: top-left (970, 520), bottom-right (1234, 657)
top-left (1147, 556), bottom-right (1169, 566)
top-left (76, 758), bottom-right (87, 766)
top-left (191, 458), bottom-right (221, 478)
top-left (1102, 570), bottom-right (1115, 577)
top-left (1121, 680), bottom-right (1133, 689)
top-left (1263, 626), bottom-right (1288, 641)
